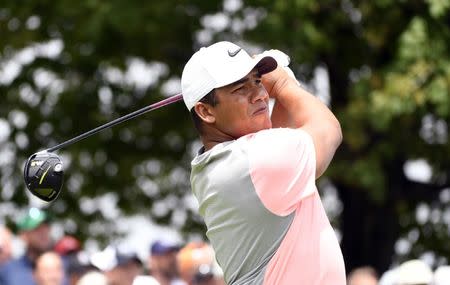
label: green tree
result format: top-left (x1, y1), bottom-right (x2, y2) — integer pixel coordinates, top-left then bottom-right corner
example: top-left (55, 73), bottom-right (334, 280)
top-left (0, 0), bottom-right (220, 242)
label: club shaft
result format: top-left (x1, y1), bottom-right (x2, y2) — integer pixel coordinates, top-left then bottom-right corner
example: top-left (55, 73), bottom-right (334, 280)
top-left (46, 94), bottom-right (183, 152)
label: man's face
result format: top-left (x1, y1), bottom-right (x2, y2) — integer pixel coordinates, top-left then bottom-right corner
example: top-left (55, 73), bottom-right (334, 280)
top-left (208, 70), bottom-right (272, 138)
top-left (106, 262), bottom-right (143, 285)
top-left (24, 224), bottom-right (52, 254)
top-left (150, 251), bottom-right (179, 278)
top-left (0, 227), bottom-right (12, 264)
top-left (33, 252), bottom-right (65, 285)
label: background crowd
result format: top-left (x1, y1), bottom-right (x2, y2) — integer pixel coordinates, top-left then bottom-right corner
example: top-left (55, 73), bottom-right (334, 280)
top-left (0, 208), bottom-right (448, 285)
top-left (0, 208), bottom-right (226, 285)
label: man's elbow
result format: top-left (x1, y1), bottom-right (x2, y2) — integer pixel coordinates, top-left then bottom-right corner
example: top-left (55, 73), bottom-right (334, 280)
top-left (314, 118), bottom-right (342, 179)
top-left (330, 117), bottom-right (343, 150)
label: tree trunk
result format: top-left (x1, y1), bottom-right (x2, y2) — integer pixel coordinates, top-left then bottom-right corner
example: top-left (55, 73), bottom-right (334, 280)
top-left (337, 181), bottom-right (400, 276)
top-left (336, 158), bottom-right (444, 275)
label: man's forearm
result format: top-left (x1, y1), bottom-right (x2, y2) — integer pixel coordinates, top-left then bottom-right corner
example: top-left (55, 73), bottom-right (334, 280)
top-left (270, 80), bottom-right (319, 128)
top-left (271, 79), bottom-right (342, 178)
top-left (271, 80), bottom-right (337, 128)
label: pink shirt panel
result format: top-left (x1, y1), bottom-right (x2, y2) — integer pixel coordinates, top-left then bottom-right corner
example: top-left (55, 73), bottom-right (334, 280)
top-left (248, 128), bottom-right (316, 216)
top-left (247, 128), bottom-right (346, 285)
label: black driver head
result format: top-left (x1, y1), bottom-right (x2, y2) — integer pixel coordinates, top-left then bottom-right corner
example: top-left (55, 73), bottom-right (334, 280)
top-left (24, 151), bottom-right (64, 202)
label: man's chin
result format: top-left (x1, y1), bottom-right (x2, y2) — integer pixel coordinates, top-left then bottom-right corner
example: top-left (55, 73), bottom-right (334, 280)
top-left (259, 118), bottom-right (272, 130)
top-left (252, 122), bottom-right (272, 134)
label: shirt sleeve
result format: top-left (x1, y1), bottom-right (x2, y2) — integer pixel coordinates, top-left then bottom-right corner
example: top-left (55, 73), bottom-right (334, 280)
top-left (247, 128), bottom-right (317, 216)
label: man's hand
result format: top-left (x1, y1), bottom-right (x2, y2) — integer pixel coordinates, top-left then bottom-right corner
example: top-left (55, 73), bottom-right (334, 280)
top-left (254, 50), bottom-right (295, 99)
top-left (261, 64), bottom-right (292, 99)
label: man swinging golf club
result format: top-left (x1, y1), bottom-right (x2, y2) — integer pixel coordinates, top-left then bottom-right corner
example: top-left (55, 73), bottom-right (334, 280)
top-left (23, 39), bottom-right (345, 284)
top-left (182, 41), bottom-right (345, 285)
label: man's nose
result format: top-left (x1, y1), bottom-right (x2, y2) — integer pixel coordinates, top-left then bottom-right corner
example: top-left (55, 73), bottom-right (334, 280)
top-left (250, 85), bottom-right (268, 103)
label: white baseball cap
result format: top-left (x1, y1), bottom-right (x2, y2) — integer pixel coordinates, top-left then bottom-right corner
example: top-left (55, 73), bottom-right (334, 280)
top-left (433, 266), bottom-right (450, 285)
top-left (181, 41), bottom-right (277, 110)
top-left (396, 259), bottom-right (433, 285)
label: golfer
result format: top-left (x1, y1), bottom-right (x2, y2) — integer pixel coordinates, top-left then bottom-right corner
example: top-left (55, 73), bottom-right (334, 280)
top-left (182, 41), bottom-right (345, 285)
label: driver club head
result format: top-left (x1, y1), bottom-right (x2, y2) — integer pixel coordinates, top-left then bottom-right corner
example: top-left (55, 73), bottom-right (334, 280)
top-left (24, 151), bottom-right (64, 202)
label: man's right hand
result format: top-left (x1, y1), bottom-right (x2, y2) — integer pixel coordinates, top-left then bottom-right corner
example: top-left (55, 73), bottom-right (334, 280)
top-left (258, 50), bottom-right (297, 99)
top-left (261, 64), bottom-right (294, 99)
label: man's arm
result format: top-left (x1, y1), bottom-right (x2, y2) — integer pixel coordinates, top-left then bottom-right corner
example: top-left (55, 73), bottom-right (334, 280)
top-left (262, 65), bottom-right (342, 178)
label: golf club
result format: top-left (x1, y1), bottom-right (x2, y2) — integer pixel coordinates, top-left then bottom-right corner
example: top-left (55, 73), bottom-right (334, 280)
top-left (24, 93), bottom-right (183, 202)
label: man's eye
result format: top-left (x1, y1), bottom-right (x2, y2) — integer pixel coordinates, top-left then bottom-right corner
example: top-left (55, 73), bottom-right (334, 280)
top-left (234, 86), bottom-right (245, 92)
top-left (255, 79), bottom-right (262, 85)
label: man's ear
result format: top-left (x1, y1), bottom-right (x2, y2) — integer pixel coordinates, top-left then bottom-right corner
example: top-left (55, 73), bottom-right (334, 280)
top-left (194, 102), bottom-right (216, 124)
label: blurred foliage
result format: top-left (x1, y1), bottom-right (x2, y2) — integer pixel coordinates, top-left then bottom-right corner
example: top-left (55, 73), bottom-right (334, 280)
top-left (0, 0), bottom-right (449, 273)
top-left (0, 0), bottom-right (220, 244)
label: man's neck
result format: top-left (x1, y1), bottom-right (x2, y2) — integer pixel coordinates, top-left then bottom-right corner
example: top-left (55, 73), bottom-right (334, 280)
top-left (200, 127), bottom-right (236, 152)
top-left (26, 247), bottom-right (49, 263)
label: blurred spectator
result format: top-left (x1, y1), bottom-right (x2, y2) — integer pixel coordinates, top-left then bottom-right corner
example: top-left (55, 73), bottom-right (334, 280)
top-left (132, 275), bottom-right (161, 285)
top-left (0, 208), bottom-right (53, 285)
top-left (54, 236), bottom-right (81, 257)
top-left (75, 271), bottom-right (107, 285)
top-left (0, 225), bottom-right (13, 265)
top-left (379, 268), bottom-right (397, 285)
top-left (63, 252), bottom-right (97, 285)
top-left (433, 265), bottom-right (450, 285)
top-left (347, 266), bottom-right (378, 285)
top-left (396, 259), bottom-right (433, 285)
top-left (90, 245), bottom-right (144, 285)
top-left (106, 253), bottom-right (143, 285)
top-left (33, 251), bottom-right (65, 285)
top-left (54, 235), bottom-right (91, 285)
top-left (177, 242), bottom-right (225, 285)
top-left (149, 240), bottom-right (185, 285)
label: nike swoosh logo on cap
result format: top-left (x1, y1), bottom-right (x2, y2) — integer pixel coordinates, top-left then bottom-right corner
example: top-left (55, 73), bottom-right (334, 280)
top-left (228, 48), bottom-right (242, 57)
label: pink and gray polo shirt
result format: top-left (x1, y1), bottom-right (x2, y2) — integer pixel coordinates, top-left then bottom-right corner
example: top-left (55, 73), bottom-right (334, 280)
top-left (190, 128), bottom-right (346, 285)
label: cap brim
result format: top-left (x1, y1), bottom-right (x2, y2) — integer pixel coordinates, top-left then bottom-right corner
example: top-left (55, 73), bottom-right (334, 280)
top-left (116, 255), bottom-right (142, 266)
top-left (17, 214), bottom-right (49, 231)
top-left (151, 245), bottom-right (180, 255)
top-left (214, 55), bottom-right (278, 90)
top-left (255, 56), bottom-right (277, 75)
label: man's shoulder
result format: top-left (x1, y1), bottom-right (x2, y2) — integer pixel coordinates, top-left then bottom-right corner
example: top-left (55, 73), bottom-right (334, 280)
top-left (241, 128), bottom-right (311, 146)
top-left (0, 256), bottom-right (34, 285)
top-left (0, 259), bottom-right (19, 271)
top-left (192, 128), bottom-right (311, 165)
top-left (0, 255), bottom-right (32, 272)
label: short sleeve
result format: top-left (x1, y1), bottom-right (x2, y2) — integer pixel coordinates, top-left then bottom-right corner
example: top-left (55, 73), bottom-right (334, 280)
top-left (247, 128), bottom-right (316, 216)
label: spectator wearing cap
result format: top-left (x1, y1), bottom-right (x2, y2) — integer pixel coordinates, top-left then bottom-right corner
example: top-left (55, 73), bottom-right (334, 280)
top-left (54, 235), bottom-right (89, 285)
top-left (33, 251), bottom-right (65, 285)
top-left (379, 268), bottom-right (398, 285)
top-left (54, 236), bottom-right (81, 257)
top-left (132, 275), bottom-right (161, 285)
top-left (106, 252), bottom-right (144, 285)
top-left (0, 208), bottom-right (53, 285)
top-left (395, 259), bottom-right (433, 285)
top-left (75, 271), bottom-right (107, 285)
top-left (0, 225), bottom-right (13, 265)
top-left (149, 240), bottom-right (185, 285)
top-left (90, 246), bottom-right (144, 285)
top-left (177, 242), bottom-right (225, 285)
top-left (433, 265), bottom-right (450, 285)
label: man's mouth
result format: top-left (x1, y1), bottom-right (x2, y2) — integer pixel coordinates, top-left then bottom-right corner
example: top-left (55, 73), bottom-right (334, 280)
top-left (253, 105), bottom-right (268, 116)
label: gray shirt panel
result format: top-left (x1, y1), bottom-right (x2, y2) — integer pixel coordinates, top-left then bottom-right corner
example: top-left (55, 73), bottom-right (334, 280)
top-left (191, 140), bottom-right (294, 285)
